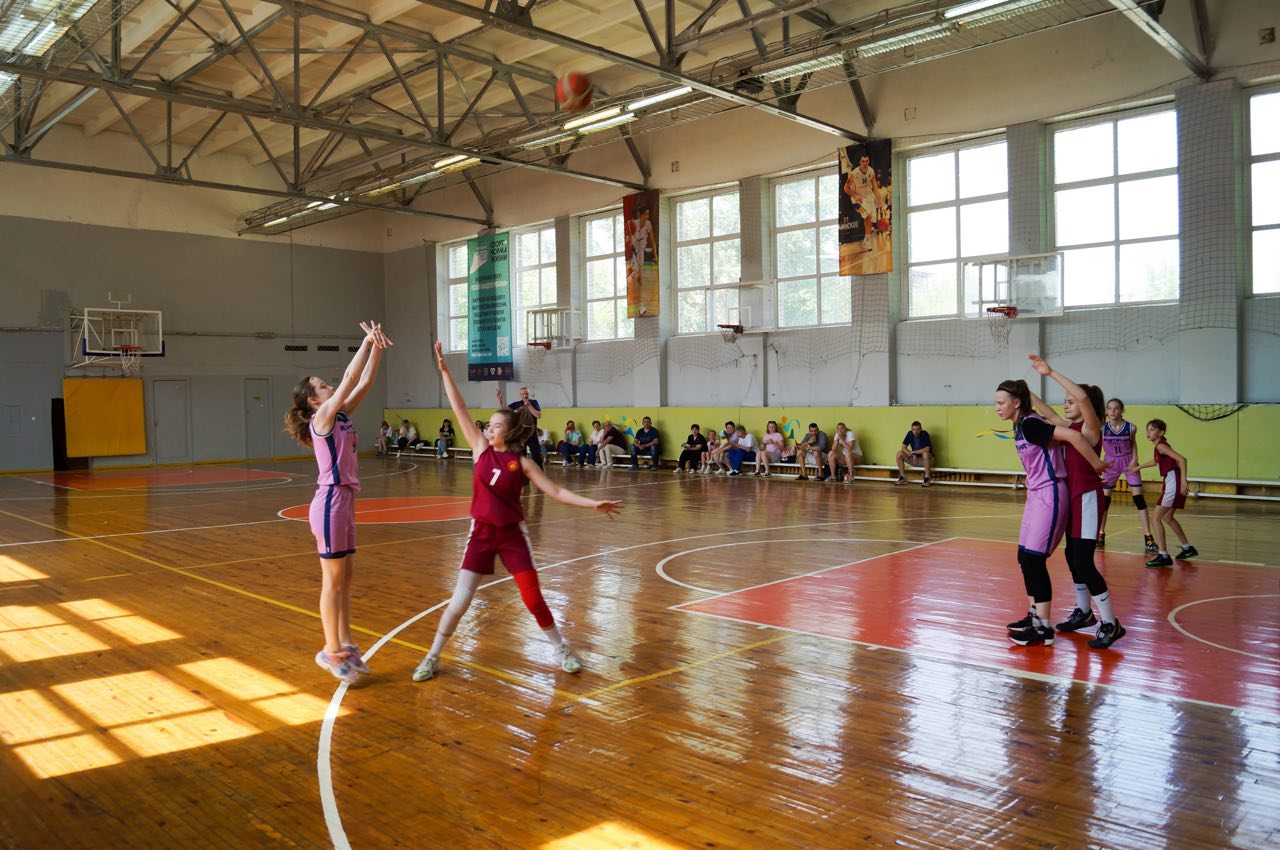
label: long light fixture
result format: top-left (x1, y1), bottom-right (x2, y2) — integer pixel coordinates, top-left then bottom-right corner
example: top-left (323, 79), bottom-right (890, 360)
top-left (563, 106), bottom-right (621, 130)
top-left (438, 156), bottom-right (479, 173)
top-left (856, 22), bottom-right (954, 57)
top-left (943, 0), bottom-right (1007, 17)
top-left (758, 54), bottom-right (845, 83)
top-left (432, 153), bottom-right (471, 168)
top-left (626, 86), bottom-right (693, 111)
top-left (575, 112), bottom-right (636, 134)
top-left (948, 0), bottom-right (1059, 24)
top-left (519, 132), bottom-right (574, 149)
top-left (266, 216), bottom-right (289, 227)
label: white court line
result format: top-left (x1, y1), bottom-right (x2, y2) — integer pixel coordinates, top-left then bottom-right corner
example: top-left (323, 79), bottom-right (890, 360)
top-left (951, 535), bottom-right (1280, 570)
top-left (0, 517), bottom-right (292, 548)
top-left (655, 537), bottom-right (931, 595)
top-left (314, 514), bottom-right (1015, 850)
top-left (1167, 594), bottom-right (1280, 663)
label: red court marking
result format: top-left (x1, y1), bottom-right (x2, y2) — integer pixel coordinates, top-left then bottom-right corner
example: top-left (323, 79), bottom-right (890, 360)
top-left (675, 538), bottom-right (1280, 716)
top-left (23, 468), bottom-right (295, 490)
top-left (279, 496), bottom-right (472, 524)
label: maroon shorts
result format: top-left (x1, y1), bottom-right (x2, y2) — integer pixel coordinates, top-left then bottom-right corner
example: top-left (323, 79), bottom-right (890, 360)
top-left (460, 520), bottom-right (536, 575)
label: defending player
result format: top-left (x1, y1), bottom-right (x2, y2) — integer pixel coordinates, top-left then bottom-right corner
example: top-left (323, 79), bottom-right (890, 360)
top-left (412, 342), bottom-right (622, 682)
top-left (284, 321), bottom-right (392, 684)
top-left (1027, 356), bottom-right (1126, 649)
top-left (1098, 398), bottom-right (1156, 553)
top-left (1131, 419), bottom-right (1197, 568)
top-left (996, 377), bottom-right (1107, 647)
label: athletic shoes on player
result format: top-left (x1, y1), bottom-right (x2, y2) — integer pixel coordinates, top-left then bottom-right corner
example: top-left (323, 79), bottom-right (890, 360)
top-left (1009, 624), bottom-right (1055, 646)
top-left (1144, 534), bottom-right (1158, 554)
top-left (554, 644), bottom-right (582, 674)
top-left (1007, 611), bottom-right (1035, 630)
top-left (411, 654), bottom-right (439, 682)
top-left (1146, 553), bottom-right (1174, 568)
top-left (1088, 620), bottom-right (1127, 649)
top-left (315, 650), bottom-right (360, 684)
top-left (1054, 608), bottom-right (1098, 633)
top-left (1175, 545), bottom-right (1198, 560)
top-left (342, 644), bottom-right (372, 675)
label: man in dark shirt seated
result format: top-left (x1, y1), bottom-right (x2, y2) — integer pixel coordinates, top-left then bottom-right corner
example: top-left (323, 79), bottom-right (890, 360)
top-left (598, 420), bottom-right (628, 468)
top-left (896, 420), bottom-right (934, 487)
top-left (676, 424), bottom-right (708, 473)
top-left (630, 416), bottom-right (661, 469)
top-left (795, 422), bottom-right (830, 481)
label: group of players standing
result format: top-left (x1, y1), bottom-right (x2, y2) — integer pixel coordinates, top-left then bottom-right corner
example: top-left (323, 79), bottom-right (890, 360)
top-left (995, 355), bottom-right (1195, 650)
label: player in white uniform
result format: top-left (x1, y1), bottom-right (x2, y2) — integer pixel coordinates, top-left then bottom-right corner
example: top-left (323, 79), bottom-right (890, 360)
top-left (844, 155), bottom-right (882, 251)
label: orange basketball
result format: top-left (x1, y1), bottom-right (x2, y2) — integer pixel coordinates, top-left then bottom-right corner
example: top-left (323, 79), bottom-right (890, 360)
top-left (555, 72), bottom-right (593, 112)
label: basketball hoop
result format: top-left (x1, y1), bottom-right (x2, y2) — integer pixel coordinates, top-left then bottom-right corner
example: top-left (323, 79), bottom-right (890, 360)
top-left (717, 323), bottom-right (744, 344)
top-left (986, 305), bottom-right (1017, 348)
top-left (115, 344), bottom-right (142, 376)
top-left (526, 340), bottom-right (551, 366)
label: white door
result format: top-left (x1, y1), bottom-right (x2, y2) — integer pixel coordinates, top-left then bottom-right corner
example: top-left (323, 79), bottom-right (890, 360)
top-left (244, 378), bottom-right (273, 459)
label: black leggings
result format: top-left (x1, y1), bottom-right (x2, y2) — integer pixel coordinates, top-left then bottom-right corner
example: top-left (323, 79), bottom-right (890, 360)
top-left (677, 449), bottom-right (701, 471)
top-left (1064, 537), bottom-right (1108, 596)
top-left (1017, 549), bottom-right (1052, 604)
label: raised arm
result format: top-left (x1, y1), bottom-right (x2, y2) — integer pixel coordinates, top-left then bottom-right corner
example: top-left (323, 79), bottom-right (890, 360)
top-left (434, 341), bottom-right (485, 455)
top-left (1030, 354), bottom-right (1100, 441)
top-left (522, 458), bottom-right (622, 517)
top-left (344, 323), bottom-right (394, 415)
top-left (1054, 425), bottom-right (1108, 473)
top-left (1028, 389), bottom-right (1070, 429)
top-left (313, 322), bottom-right (384, 432)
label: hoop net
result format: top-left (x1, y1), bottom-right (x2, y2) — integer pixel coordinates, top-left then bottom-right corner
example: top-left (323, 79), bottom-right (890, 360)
top-left (985, 306), bottom-right (1017, 348)
top-left (526, 340), bottom-right (550, 366)
top-left (717, 323), bottom-right (742, 344)
top-left (115, 345), bottom-right (142, 376)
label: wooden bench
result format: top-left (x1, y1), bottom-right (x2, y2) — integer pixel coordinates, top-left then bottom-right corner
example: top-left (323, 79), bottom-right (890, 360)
top-left (1188, 476), bottom-right (1280, 502)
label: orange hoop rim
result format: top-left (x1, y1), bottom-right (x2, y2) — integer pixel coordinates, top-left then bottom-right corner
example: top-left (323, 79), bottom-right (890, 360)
top-left (526, 340), bottom-right (552, 350)
top-left (986, 305), bottom-right (1017, 318)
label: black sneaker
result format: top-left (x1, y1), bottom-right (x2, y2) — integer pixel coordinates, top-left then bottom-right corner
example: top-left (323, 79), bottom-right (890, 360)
top-left (895, 475), bottom-right (907, 486)
top-left (1146, 554), bottom-right (1174, 568)
top-left (1055, 608), bottom-right (1097, 632)
top-left (1009, 625), bottom-right (1055, 646)
top-left (1143, 535), bottom-right (1158, 554)
top-left (1088, 620), bottom-right (1127, 649)
top-left (1096, 532), bottom-right (1105, 549)
top-left (1175, 545), bottom-right (1198, 560)
top-left (921, 477), bottom-right (932, 487)
top-left (1007, 611), bottom-right (1034, 630)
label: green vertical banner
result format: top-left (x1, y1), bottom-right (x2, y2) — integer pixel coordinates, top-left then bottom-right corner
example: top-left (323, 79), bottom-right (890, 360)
top-left (467, 232), bottom-right (514, 381)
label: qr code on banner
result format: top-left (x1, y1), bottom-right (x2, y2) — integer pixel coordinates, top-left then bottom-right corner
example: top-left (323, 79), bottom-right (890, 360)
top-left (496, 336), bottom-right (510, 356)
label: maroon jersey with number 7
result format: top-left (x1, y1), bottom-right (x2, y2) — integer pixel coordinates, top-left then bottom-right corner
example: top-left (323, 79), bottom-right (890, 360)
top-left (471, 445), bottom-right (527, 526)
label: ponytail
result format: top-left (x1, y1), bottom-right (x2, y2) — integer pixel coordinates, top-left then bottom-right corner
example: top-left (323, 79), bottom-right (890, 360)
top-left (284, 377), bottom-right (317, 446)
top-left (1081, 384), bottom-right (1105, 422)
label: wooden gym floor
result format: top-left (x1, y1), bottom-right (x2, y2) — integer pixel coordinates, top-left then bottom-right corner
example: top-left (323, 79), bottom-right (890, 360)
top-left (0, 458), bottom-right (1276, 849)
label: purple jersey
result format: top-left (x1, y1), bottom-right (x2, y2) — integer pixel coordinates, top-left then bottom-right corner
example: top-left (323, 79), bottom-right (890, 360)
top-left (311, 411), bottom-right (361, 490)
top-left (1015, 414), bottom-right (1066, 491)
top-left (1101, 420), bottom-right (1135, 467)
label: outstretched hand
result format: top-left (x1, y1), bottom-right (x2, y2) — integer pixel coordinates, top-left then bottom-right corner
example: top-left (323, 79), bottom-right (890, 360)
top-left (360, 321), bottom-right (393, 350)
top-left (433, 340), bottom-right (447, 372)
top-left (594, 500), bottom-right (623, 519)
top-left (1028, 354), bottom-right (1051, 377)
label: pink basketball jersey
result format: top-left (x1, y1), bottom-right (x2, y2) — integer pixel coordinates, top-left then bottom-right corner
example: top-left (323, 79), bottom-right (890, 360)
top-left (312, 411), bottom-right (360, 489)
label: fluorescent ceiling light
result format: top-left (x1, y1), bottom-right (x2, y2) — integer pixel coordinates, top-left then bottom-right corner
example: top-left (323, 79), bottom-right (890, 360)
top-left (650, 96), bottom-right (712, 117)
top-left (563, 107), bottom-right (622, 130)
top-left (856, 22), bottom-right (954, 57)
top-left (438, 156), bottom-right (479, 172)
top-left (318, 202), bottom-right (338, 210)
top-left (759, 54), bottom-right (845, 83)
top-left (364, 182), bottom-right (403, 197)
top-left (433, 153), bottom-right (471, 168)
top-left (626, 86), bottom-right (693, 111)
top-left (401, 169), bottom-right (441, 185)
top-left (944, 0), bottom-right (1006, 17)
top-left (306, 200), bottom-right (322, 209)
top-left (265, 216), bottom-right (289, 227)
top-left (575, 112), bottom-right (636, 134)
top-left (948, 0), bottom-right (1059, 24)
top-left (519, 132), bottom-right (574, 149)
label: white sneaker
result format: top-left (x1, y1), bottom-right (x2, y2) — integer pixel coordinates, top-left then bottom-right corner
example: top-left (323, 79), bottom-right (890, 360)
top-left (672, 468), bottom-right (681, 474)
top-left (554, 644), bottom-right (582, 674)
top-left (411, 654), bottom-right (439, 682)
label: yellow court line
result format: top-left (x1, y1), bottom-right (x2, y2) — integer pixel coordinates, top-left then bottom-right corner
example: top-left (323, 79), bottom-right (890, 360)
top-left (0, 507), bottom-right (581, 700)
top-left (577, 633), bottom-right (791, 700)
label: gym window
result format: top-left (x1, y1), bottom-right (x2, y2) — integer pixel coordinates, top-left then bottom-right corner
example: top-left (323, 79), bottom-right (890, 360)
top-left (772, 170), bottom-right (850, 327)
top-left (442, 242), bottom-right (468, 352)
top-left (674, 188), bottom-right (742, 334)
top-left (1250, 89), bottom-right (1280, 295)
top-left (581, 210), bottom-right (633, 341)
top-left (512, 225), bottom-right (557, 344)
top-left (1051, 108), bottom-right (1180, 306)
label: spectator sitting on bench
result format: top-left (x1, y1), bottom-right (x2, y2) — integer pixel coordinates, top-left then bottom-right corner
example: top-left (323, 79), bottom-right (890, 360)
top-left (727, 425), bottom-right (757, 476)
top-left (827, 422), bottom-right (864, 483)
top-left (376, 420), bottom-right (392, 455)
top-left (754, 420), bottom-right (786, 476)
top-left (558, 419), bottom-right (586, 466)
top-left (896, 420), bottom-right (933, 487)
top-left (598, 420), bottom-right (628, 468)
top-left (537, 427), bottom-right (552, 457)
top-left (397, 419), bottom-right (416, 453)
top-left (700, 427), bottom-right (721, 473)
top-left (676, 424), bottom-right (707, 473)
top-left (630, 417), bottom-right (661, 469)
top-left (585, 420), bottom-right (604, 467)
top-left (710, 420), bottom-right (737, 473)
top-left (795, 423), bottom-right (829, 481)
top-left (436, 419), bottom-right (454, 459)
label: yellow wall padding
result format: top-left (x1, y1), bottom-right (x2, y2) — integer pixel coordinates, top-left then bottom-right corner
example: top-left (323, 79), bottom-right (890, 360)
top-left (63, 379), bottom-right (147, 457)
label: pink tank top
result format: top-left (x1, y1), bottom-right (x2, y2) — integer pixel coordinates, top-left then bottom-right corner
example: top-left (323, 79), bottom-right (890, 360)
top-left (1102, 420), bottom-right (1135, 468)
top-left (1015, 414), bottom-right (1066, 491)
top-left (312, 411), bottom-right (360, 489)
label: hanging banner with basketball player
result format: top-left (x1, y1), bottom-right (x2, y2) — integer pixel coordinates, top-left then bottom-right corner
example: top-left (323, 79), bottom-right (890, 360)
top-left (466, 232), bottom-right (514, 381)
top-left (623, 190), bottom-right (660, 318)
top-left (838, 140), bottom-right (893, 276)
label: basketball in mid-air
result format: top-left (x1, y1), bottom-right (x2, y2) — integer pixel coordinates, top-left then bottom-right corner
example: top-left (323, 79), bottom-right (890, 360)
top-left (555, 72), bottom-right (593, 112)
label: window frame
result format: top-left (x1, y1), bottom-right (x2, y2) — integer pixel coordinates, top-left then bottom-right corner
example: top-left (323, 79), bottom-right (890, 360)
top-left (510, 223), bottom-right (558, 344)
top-left (1248, 86), bottom-right (1280, 296)
top-left (770, 168), bottom-right (850, 329)
top-left (579, 208), bottom-right (633, 341)
top-left (441, 240), bottom-right (469, 353)
top-left (673, 186), bottom-right (743, 335)
top-left (1048, 104), bottom-right (1181, 307)
top-left (901, 135), bottom-right (1011, 319)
